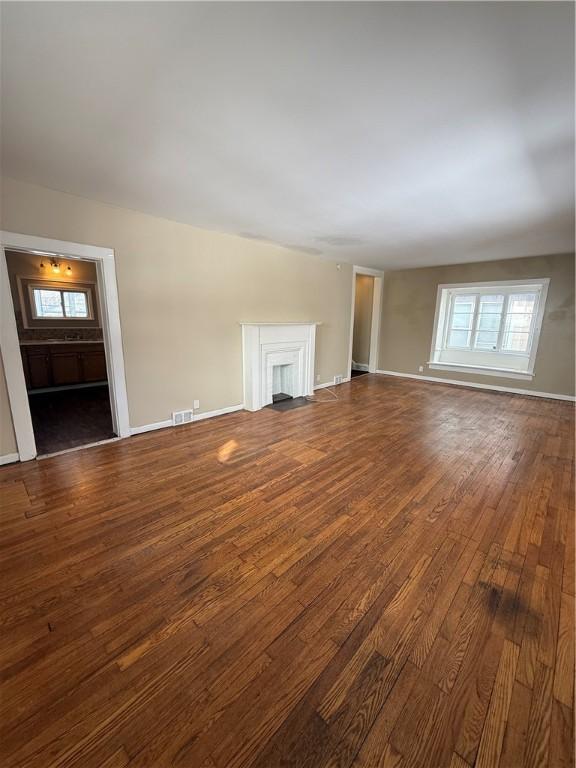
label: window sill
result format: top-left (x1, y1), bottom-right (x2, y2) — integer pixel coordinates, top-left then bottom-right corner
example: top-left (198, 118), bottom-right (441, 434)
top-left (428, 362), bottom-right (534, 381)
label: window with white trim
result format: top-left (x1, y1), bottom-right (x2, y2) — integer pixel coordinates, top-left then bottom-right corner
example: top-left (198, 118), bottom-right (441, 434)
top-left (429, 280), bottom-right (549, 379)
top-left (28, 284), bottom-right (93, 320)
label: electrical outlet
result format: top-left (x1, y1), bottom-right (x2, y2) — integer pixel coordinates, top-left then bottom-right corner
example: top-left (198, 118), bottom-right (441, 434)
top-left (193, 400), bottom-right (200, 410)
top-left (316, 374), bottom-right (321, 382)
top-left (418, 365), bottom-right (424, 373)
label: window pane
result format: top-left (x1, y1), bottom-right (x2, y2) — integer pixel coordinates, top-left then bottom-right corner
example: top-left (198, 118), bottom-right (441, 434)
top-left (477, 313), bottom-right (501, 332)
top-left (474, 330), bottom-right (499, 350)
top-left (448, 329), bottom-right (471, 347)
top-left (508, 293), bottom-right (537, 314)
top-left (447, 296), bottom-right (475, 347)
top-left (501, 292), bottom-right (537, 353)
top-left (504, 313), bottom-right (532, 334)
top-left (478, 294), bottom-right (504, 313)
top-left (502, 331), bottom-right (530, 353)
top-left (63, 291), bottom-right (88, 318)
top-left (33, 289), bottom-right (64, 317)
top-left (451, 313), bottom-right (474, 330)
top-left (453, 295), bottom-right (476, 313)
top-left (473, 294), bottom-right (503, 349)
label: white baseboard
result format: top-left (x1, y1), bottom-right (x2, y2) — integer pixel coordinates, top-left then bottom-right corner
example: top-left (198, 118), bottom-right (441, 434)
top-left (194, 404), bottom-right (244, 422)
top-left (0, 452), bottom-right (19, 466)
top-left (130, 419), bottom-right (172, 436)
top-left (129, 403), bottom-right (244, 436)
top-left (376, 369), bottom-right (575, 402)
top-left (314, 376), bottom-right (350, 390)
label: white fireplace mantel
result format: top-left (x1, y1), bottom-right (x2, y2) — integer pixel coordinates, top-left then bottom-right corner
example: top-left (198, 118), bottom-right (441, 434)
top-left (241, 322), bottom-right (319, 411)
top-left (240, 322), bottom-right (322, 327)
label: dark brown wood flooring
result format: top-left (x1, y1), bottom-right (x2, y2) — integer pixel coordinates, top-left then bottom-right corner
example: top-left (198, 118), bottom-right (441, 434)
top-left (0, 374), bottom-right (574, 768)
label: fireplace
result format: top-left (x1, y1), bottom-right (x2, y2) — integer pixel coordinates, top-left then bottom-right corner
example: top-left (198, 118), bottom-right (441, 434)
top-left (241, 323), bottom-right (319, 411)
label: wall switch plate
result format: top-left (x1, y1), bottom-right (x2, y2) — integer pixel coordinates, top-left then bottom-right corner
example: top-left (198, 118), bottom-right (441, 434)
top-left (193, 400), bottom-right (200, 410)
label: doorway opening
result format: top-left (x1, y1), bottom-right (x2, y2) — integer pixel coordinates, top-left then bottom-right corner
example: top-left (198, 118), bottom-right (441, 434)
top-left (351, 274), bottom-right (374, 377)
top-left (5, 249), bottom-right (115, 455)
top-left (1, 231), bottom-right (130, 463)
top-left (347, 267), bottom-right (383, 380)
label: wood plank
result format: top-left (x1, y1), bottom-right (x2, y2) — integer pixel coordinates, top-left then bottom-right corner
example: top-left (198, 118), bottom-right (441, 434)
top-left (548, 699), bottom-right (574, 768)
top-left (475, 639), bottom-right (520, 768)
top-left (449, 755), bottom-right (471, 768)
top-left (524, 661), bottom-right (554, 768)
top-left (553, 591), bottom-right (575, 708)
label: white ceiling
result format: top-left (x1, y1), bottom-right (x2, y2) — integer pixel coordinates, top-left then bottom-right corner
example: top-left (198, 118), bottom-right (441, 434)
top-left (1, 2), bottom-right (574, 269)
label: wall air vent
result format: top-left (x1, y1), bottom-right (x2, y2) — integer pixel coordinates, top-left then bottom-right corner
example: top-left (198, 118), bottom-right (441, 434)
top-left (172, 410), bottom-right (193, 426)
top-left (334, 374), bottom-right (343, 385)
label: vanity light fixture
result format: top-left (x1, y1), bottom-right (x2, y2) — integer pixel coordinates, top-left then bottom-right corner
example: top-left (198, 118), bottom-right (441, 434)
top-left (39, 257), bottom-right (72, 275)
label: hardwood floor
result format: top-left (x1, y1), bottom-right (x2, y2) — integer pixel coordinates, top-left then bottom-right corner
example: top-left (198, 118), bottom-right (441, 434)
top-left (1, 374), bottom-right (574, 768)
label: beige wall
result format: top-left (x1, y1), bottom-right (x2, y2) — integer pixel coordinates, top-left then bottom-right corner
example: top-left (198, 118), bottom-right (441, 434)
top-left (352, 274), bottom-right (374, 366)
top-left (379, 252), bottom-right (575, 396)
top-left (1, 178), bottom-right (353, 448)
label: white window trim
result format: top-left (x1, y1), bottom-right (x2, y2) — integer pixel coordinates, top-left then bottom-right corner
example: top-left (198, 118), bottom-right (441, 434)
top-left (429, 278), bottom-right (550, 380)
top-left (28, 281), bottom-right (95, 321)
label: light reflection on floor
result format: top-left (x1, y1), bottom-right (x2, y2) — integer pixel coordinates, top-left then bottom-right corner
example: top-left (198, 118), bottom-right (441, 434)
top-left (217, 439), bottom-right (238, 464)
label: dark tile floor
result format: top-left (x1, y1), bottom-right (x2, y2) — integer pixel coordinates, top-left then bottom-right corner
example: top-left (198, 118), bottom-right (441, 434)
top-left (29, 385), bottom-right (116, 455)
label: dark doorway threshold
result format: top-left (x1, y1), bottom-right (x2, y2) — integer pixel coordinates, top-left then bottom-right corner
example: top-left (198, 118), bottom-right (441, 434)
top-left (29, 384), bottom-right (116, 455)
top-left (351, 369), bottom-right (369, 378)
top-left (272, 392), bottom-right (292, 403)
top-left (268, 396), bottom-right (313, 412)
